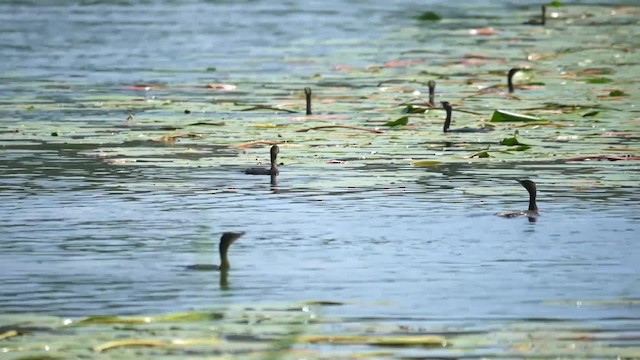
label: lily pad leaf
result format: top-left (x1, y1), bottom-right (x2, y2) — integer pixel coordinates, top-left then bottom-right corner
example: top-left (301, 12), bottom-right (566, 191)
top-left (470, 151), bottom-right (492, 158)
top-left (490, 110), bottom-right (543, 122)
top-left (383, 116), bottom-right (409, 127)
top-left (609, 90), bottom-right (627, 97)
top-left (507, 145), bottom-right (531, 151)
top-left (402, 105), bottom-right (428, 114)
top-left (585, 77), bottom-right (612, 84)
top-left (412, 160), bottom-right (441, 167)
top-left (500, 130), bottom-right (528, 146)
top-left (417, 11), bottom-right (441, 21)
top-left (500, 137), bottom-right (520, 146)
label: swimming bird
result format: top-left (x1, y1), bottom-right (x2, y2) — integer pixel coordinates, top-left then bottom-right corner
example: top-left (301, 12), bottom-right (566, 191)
top-left (186, 232), bottom-right (245, 271)
top-left (507, 68), bottom-right (522, 93)
top-left (305, 87), bottom-right (312, 115)
top-left (496, 180), bottom-right (539, 219)
top-left (427, 80), bottom-right (436, 106)
top-left (442, 101), bottom-right (492, 133)
top-left (524, 5), bottom-right (546, 26)
top-left (244, 145), bottom-right (279, 175)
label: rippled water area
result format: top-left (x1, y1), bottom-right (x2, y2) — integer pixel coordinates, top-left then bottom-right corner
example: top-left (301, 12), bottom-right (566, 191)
top-left (1, 0), bottom-right (639, 358)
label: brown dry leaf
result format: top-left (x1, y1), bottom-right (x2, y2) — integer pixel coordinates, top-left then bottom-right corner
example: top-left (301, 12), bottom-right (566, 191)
top-left (156, 132), bottom-right (203, 145)
top-left (600, 132), bottom-right (633, 137)
top-left (469, 27), bottom-right (497, 36)
top-left (204, 83), bottom-right (237, 90)
top-left (527, 53), bottom-right (558, 61)
top-left (0, 330), bottom-right (19, 340)
top-left (611, 7), bottom-right (639, 15)
top-left (230, 140), bottom-right (280, 149)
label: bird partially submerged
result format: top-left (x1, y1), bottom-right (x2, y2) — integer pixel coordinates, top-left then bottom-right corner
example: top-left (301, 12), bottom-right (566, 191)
top-left (186, 232), bottom-right (245, 271)
top-left (244, 145), bottom-right (279, 176)
top-left (496, 180), bottom-right (539, 219)
top-left (441, 101), bottom-right (492, 133)
top-left (507, 68), bottom-right (522, 93)
top-left (523, 5), bottom-right (546, 26)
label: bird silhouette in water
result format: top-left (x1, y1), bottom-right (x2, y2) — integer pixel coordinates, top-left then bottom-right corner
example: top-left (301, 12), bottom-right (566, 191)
top-left (427, 80), bottom-right (436, 106)
top-left (304, 87), bottom-right (312, 115)
top-left (496, 180), bottom-right (539, 222)
top-left (244, 145), bottom-right (279, 176)
top-left (524, 5), bottom-right (546, 26)
top-left (507, 68), bottom-right (522, 93)
top-left (441, 101), bottom-right (492, 133)
top-left (186, 232), bottom-right (245, 271)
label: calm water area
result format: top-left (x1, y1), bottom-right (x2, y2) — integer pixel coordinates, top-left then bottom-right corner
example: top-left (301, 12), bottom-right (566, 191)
top-left (0, 0), bottom-right (639, 358)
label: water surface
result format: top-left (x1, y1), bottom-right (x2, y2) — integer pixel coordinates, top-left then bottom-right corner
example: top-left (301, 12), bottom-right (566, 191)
top-left (1, 0), bottom-right (639, 358)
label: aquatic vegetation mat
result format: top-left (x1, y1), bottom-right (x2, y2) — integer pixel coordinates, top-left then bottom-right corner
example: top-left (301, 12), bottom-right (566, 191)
top-left (2, 302), bottom-right (639, 359)
top-left (1, 2), bottom-right (639, 359)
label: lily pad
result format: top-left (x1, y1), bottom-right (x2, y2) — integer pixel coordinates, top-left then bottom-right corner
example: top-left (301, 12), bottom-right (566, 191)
top-left (490, 110), bottom-right (544, 122)
top-left (417, 11), bottom-right (441, 21)
top-left (402, 104), bottom-right (428, 114)
top-left (382, 116), bottom-right (409, 127)
top-left (585, 77), bottom-right (613, 84)
top-left (412, 160), bottom-right (442, 167)
top-left (608, 90), bottom-right (627, 97)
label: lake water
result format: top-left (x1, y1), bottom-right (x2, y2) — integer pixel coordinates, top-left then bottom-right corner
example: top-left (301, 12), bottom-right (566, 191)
top-left (1, 0), bottom-right (639, 358)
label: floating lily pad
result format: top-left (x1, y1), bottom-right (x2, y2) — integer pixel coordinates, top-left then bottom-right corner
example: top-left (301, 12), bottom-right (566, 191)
top-left (490, 110), bottom-right (544, 122)
top-left (417, 11), bottom-right (441, 21)
top-left (585, 77), bottom-right (613, 84)
top-left (382, 116), bottom-right (409, 127)
top-left (402, 105), bottom-right (428, 114)
top-left (608, 90), bottom-right (627, 97)
top-left (412, 160), bottom-right (442, 167)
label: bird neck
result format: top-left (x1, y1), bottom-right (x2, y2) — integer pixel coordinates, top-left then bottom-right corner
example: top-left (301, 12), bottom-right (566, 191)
top-left (305, 87), bottom-right (312, 115)
top-left (507, 69), bottom-right (520, 93)
top-left (443, 105), bottom-right (452, 133)
top-left (219, 242), bottom-right (231, 270)
top-left (270, 153), bottom-right (278, 171)
top-left (428, 83), bottom-right (435, 105)
top-left (528, 189), bottom-right (538, 211)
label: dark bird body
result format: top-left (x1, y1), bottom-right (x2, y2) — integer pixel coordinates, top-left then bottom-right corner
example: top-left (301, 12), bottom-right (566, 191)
top-left (524, 5), bottom-right (546, 26)
top-left (497, 180), bottom-right (539, 219)
top-left (442, 101), bottom-right (492, 133)
top-left (186, 232), bottom-right (245, 271)
top-left (244, 145), bottom-right (280, 175)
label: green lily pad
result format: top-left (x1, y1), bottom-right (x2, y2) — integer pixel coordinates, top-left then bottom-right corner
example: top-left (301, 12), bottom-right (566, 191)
top-left (469, 151), bottom-right (492, 158)
top-left (490, 110), bottom-right (544, 123)
top-left (609, 90), bottom-right (627, 97)
top-left (412, 160), bottom-right (442, 167)
top-left (382, 116), bottom-right (409, 127)
top-left (585, 77), bottom-right (613, 84)
top-left (500, 130), bottom-right (528, 146)
top-left (402, 105), bottom-right (428, 114)
top-left (417, 11), bottom-right (441, 21)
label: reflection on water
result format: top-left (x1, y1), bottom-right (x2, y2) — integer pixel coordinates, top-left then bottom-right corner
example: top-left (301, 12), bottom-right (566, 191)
top-left (0, 0), bottom-right (639, 357)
